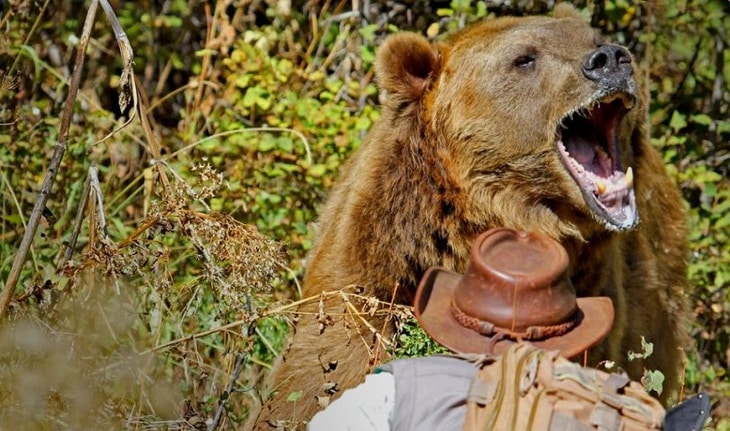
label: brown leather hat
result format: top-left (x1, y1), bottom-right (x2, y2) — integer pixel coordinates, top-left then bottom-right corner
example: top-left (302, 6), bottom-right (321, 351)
top-left (413, 228), bottom-right (614, 358)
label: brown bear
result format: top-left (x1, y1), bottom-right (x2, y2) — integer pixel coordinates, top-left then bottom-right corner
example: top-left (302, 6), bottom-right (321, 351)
top-left (250, 4), bottom-right (690, 428)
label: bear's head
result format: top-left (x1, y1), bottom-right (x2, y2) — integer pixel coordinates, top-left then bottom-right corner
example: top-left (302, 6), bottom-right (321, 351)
top-left (375, 4), bottom-right (642, 238)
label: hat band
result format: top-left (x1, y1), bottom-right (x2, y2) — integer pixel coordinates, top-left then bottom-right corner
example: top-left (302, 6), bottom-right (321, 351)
top-left (450, 299), bottom-right (582, 341)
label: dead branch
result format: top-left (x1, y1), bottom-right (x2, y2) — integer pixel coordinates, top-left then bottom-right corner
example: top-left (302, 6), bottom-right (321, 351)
top-left (0, 0), bottom-right (100, 319)
top-left (144, 289), bottom-right (408, 354)
top-left (60, 173), bottom-right (92, 267)
top-left (208, 352), bottom-right (249, 431)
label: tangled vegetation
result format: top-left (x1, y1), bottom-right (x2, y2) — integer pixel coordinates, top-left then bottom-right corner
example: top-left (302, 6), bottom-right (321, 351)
top-left (0, 0), bottom-right (728, 429)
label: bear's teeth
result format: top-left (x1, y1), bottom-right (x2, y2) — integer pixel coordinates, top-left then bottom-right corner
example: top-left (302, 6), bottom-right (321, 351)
top-left (572, 158), bottom-right (585, 173)
top-left (625, 167), bottom-right (634, 187)
top-left (596, 179), bottom-right (607, 195)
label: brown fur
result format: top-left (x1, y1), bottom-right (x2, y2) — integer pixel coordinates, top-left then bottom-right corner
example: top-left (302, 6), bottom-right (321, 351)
top-left (250, 6), bottom-right (690, 428)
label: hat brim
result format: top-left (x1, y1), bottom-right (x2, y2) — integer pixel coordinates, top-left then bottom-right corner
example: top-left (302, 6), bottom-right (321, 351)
top-left (413, 267), bottom-right (614, 358)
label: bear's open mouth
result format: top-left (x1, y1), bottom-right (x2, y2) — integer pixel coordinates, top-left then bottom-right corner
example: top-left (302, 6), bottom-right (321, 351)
top-left (557, 93), bottom-right (638, 230)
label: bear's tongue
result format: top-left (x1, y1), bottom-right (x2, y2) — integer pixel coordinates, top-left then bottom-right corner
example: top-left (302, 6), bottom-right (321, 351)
top-left (561, 124), bottom-right (612, 177)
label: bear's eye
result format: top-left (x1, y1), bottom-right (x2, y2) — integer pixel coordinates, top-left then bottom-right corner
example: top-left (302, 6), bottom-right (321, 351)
top-left (513, 54), bottom-right (536, 69)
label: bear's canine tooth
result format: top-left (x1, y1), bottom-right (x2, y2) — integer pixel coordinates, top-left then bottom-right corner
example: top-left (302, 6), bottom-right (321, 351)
top-left (625, 166), bottom-right (634, 187)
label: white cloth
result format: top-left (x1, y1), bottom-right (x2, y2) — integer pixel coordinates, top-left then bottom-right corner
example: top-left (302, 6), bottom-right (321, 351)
top-left (307, 372), bottom-right (395, 431)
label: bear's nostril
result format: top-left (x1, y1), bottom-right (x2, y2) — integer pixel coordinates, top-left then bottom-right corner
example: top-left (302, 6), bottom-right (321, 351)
top-left (616, 48), bottom-right (631, 65)
top-left (588, 52), bottom-right (608, 70)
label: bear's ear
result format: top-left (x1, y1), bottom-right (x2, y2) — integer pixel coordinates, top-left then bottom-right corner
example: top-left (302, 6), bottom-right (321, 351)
top-left (553, 3), bottom-right (584, 21)
top-left (375, 33), bottom-right (442, 104)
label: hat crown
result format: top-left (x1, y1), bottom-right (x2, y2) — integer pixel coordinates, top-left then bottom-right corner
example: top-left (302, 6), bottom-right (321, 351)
top-left (452, 228), bottom-right (576, 332)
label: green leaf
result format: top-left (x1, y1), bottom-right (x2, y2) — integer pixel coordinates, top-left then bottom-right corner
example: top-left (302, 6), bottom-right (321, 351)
top-left (476, 2), bottom-right (487, 17)
top-left (355, 116), bottom-right (372, 131)
top-left (256, 92), bottom-right (273, 110)
top-left (308, 164), bottom-right (327, 178)
top-left (242, 87), bottom-right (259, 107)
top-left (163, 16), bottom-right (183, 28)
top-left (669, 111), bottom-right (687, 131)
top-left (276, 58), bottom-right (294, 81)
top-left (690, 114), bottom-right (713, 126)
top-left (198, 137), bottom-right (221, 152)
top-left (360, 46), bottom-right (375, 64)
top-left (715, 213), bottom-right (730, 230)
top-left (666, 135), bottom-right (686, 146)
top-left (18, 45), bottom-right (43, 81)
top-left (277, 136), bottom-right (294, 152)
top-left (695, 170), bottom-right (722, 184)
top-left (640, 336), bottom-right (654, 357)
top-left (267, 194), bottom-right (282, 204)
top-left (358, 24), bottom-right (379, 43)
top-left (718, 120), bottom-right (730, 135)
top-left (642, 369), bottom-right (664, 395)
top-left (258, 134), bottom-right (276, 152)
top-left (195, 48), bottom-right (218, 58)
top-left (286, 391), bottom-right (303, 402)
top-left (628, 336), bottom-right (653, 361)
top-left (703, 182), bottom-right (717, 199)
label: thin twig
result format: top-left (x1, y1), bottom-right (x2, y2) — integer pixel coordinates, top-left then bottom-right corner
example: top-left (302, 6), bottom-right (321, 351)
top-left (277, 261), bottom-right (303, 298)
top-left (115, 215), bottom-right (162, 249)
top-left (168, 127), bottom-right (312, 165)
top-left (338, 290), bottom-right (392, 347)
top-left (208, 352), bottom-right (248, 431)
top-left (93, 0), bottom-right (138, 145)
top-left (371, 281), bottom-right (400, 366)
top-left (99, 0), bottom-right (135, 115)
top-left (88, 166), bottom-right (110, 240)
top-left (0, 168), bottom-right (38, 270)
top-left (190, 2), bottom-right (215, 135)
top-left (138, 96), bottom-right (171, 193)
top-left (143, 289), bottom-right (405, 354)
top-left (710, 29), bottom-right (725, 120)
top-left (60, 172), bottom-right (92, 267)
top-left (0, 0), bottom-right (100, 319)
top-left (99, 0), bottom-right (170, 195)
top-left (7, 0), bottom-right (51, 77)
top-left (209, 294), bottom-right (255, 430)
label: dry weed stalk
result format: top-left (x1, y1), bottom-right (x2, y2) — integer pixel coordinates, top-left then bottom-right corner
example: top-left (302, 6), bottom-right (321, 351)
top-left (0, 148), bottom-right (284, 429)
top-left (2, 2), bottom-right (289, 429)
top-left (58, 158), bottom-right (284, 311)
top-left (1, 0), bottom-right (139, 318)
top-left (0, 0), bottom-right (101, 317)
top-left (146, 288), bottom-right (411, 355)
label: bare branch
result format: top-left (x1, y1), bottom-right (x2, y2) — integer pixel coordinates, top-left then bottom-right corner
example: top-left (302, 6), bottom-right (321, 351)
top-left (60, 172), bottom-right (92, 267)
top-left (208, 352), bottom-right (249, 431)
top-left (0, 0), bottom-right (100, 319)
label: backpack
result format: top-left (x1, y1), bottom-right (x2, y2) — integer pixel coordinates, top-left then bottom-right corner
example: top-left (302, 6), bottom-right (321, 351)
top-left (461, 342), bottom-right (666, 431)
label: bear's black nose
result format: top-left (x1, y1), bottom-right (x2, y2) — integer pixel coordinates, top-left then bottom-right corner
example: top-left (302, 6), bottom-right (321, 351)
top-left (582, 44), bottom-right (632, 88)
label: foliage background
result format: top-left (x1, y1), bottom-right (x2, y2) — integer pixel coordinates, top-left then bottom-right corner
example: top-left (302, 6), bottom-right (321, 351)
top-left (0, 0), bottom-right (728, 429)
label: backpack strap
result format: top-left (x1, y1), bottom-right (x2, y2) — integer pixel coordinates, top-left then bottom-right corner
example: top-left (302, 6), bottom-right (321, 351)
top-left (466, 374), bottom-right (498, 406)
top-left (589, 373), bottom-right (633, 430)
top-left (600, 374), bottom-right (631, 408)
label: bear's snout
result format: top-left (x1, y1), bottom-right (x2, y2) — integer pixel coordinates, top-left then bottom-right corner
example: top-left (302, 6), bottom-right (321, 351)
top-left (582, 44), bottom-right (633, 89)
